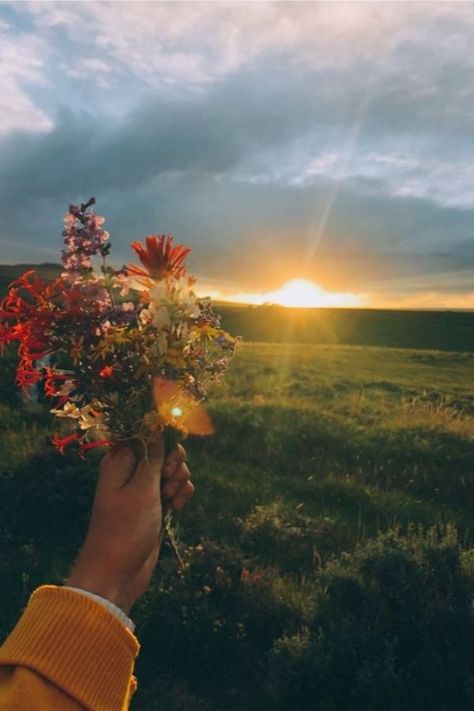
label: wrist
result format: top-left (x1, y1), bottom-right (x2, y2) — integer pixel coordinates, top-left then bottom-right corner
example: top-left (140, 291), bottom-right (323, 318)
top-left (65, 563), bottom-right (135, 615)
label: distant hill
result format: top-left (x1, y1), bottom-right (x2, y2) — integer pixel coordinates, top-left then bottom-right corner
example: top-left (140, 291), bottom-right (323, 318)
top-left (218, 303), bottom-right (474, 352)
top-left (0, 263), bottom-right (62, 296)
top-left (1, 263), bottom-right (473, 352)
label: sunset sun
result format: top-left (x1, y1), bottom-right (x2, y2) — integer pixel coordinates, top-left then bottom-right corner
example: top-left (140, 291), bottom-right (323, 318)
top-left (224, 278), bottom-right (367, 308)
top-left (267, 279), bottom-right (332, 308)
top-left (228, 278), bottom-right (367, 308)
top-left (260, 279), bottom-right (365, 308)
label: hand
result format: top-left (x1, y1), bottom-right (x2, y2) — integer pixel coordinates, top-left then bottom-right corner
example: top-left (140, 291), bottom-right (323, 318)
top-left (65, 439), bottom-right (194, 615)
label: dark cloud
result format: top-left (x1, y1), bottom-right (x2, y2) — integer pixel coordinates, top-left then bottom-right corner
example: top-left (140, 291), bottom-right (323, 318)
top-left (1, 37), bottom-right (474, 299)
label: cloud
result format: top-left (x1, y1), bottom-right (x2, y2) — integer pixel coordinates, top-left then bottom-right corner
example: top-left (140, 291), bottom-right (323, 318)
top-left (1, 2), bottom-right (474, 307)
top-left (0, 20), bottom-right (52, 134)
top-left (65, 57), bottom-right (115, 89)
top-left (22, 3), bottom-right (474, 79)
top-left (378, 290), bottom-right (474, 311)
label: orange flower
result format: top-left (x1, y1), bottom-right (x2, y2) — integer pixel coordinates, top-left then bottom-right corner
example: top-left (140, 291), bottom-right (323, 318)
top-left (129, 235), bottom-right (191, 280)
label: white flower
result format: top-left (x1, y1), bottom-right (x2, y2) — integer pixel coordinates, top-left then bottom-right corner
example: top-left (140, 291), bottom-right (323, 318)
top-left (145, 276), bottom-right (200, 333)
top-left (175, 321), bottom-right (189, 344)
top-left (51, 401), bottom-right (81, 418)
top-left (147, 331), bottom-right (169, 360)
top-left (152, 305), bottom-right (171, 329)
top-left (156, 331), bottom-right (168, 356)
top-left (55, 380), bottom-right (75, 398)
top-left (139, 308), bottom-right (153, 327)
top-left (51, 401), bottom-right (106, 432)
top-left (149, 283), bottom-right (168, 302)
top-left (79, 407), bottom-right (105, 431)
top-left (171, 277), bottom-right (200, 318)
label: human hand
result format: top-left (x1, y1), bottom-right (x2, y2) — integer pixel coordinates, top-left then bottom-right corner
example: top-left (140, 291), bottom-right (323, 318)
top-left (65, 439), bottom-right (194, 615)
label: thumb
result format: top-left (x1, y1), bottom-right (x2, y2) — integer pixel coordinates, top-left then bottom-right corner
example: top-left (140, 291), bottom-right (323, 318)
top-left (98, 444), bottom-right (136, 490)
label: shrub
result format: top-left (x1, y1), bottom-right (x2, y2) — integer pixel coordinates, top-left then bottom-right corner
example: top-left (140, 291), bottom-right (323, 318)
top-left (135, 542), bottom-right (305, 710)
top-left (239, 501), bottom-right (344, 575)
top-left (268, 525), bottom-right (474, 711)
top-left (0, 348), bottom-right (19, 405)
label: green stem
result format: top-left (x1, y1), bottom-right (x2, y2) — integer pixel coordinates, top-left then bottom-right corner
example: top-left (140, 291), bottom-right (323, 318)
top-left (162, 427), bottom-right (185, 569)
top-left (161, 509), bottom-right (185, 570)
top-left (164, 425), bottom-right (181, 457)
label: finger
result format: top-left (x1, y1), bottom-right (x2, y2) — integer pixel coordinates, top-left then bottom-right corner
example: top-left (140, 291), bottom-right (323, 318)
top-left (162, 444), bottom-right (187, 480)
top-left (170, 480), bottom-right (195, 512)
top-left (99, 445), bottom-right (136, 489)
top-left (162, 463), bottom-right (191, 499)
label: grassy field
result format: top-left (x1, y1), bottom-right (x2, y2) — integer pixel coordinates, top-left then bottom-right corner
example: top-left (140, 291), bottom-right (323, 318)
top-left (0, 333), bottom-right (473, 708)
top-left (219, 304), bottom-right (474, 352)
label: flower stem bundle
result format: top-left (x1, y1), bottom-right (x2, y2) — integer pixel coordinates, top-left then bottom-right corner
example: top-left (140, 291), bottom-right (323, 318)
top-left (0, 198), bottom-right (238, 458)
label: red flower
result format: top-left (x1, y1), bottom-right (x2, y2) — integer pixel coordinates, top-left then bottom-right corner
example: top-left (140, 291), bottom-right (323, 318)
top-left (128, 235), bottom-right (191, 279)
top-left (16, 362), bottom-right (44, 389)
top-left (52, 433), bottom-right (79, 455)
top-left (79, 439), bottom-right (111, 458)
top-left (99, 365), bottom-right (114, 378)
top-left (44, 368), bottom-right (68, 397)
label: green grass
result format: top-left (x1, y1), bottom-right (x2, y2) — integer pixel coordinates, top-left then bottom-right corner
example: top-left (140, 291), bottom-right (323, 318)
top-left (0, 341), bottom-right (473, 710)
top-left (218, 304), bottom-right (474, 351)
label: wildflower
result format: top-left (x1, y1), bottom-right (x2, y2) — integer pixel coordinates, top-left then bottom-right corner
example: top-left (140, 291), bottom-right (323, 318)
top-left (61, 199), bottom-right (111, 276)
top-left (16, 364), bottom-right (44, 390)
top-left (52, 433), bottom-right (79, 455)
top-left (79, 438), bottom-right (112, 458)
top-left (151, 305), bottom-right (171, 330)
top-left (70, 336), bottom-right (85, 365)
top-left (77, 405), bottom-right (106, 431)
top-left (43, 368), bottom-right (74, 401)
top-left (121, 302), bottom-right (135, 312)
top-left (129, 235), bottom-right (191, 280)
top-left (0, 198), bottom-right (237, 456)
top-left (51, 401), bottom-right (81, 419)
top-left (95, 328), bottom-right (131, 358)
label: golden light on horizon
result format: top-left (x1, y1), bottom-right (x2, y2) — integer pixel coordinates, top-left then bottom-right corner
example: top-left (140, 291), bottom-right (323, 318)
top-left (226, 278), bottom-right (368, 308)
top-left (267, 279), bottom-right (342, 308)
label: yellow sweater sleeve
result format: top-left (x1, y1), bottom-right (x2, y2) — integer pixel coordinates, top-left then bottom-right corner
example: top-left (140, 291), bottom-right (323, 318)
top-left (0, 585), bottom-right (140, 710)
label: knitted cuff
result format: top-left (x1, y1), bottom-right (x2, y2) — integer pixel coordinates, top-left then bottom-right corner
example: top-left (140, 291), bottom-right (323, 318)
top-left (0, 585), bottom-right (140, 711)
top-left (63, 586), bottom-right (136, 632)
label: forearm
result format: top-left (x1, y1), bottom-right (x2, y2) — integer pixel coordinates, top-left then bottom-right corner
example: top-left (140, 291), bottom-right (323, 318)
top-left (0, 586), bottom-right (139, 711)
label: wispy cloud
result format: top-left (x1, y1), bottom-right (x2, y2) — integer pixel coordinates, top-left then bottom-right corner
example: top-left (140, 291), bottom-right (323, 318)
top-left (0, 19), bottom-right (52, 133)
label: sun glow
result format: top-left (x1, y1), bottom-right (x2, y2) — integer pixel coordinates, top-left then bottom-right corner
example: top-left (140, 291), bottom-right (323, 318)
top-left (226, 278), bottom-right (367, 308)
top-left (267, 279), bottom-right (341, 307)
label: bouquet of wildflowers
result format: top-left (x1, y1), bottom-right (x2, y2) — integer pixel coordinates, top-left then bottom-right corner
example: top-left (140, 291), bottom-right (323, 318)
top-left (0, 198), bottom-right (238, 458)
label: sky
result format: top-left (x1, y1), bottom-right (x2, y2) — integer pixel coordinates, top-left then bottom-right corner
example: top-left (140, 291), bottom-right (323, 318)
top-left (1, 1), bottom-right (474, 308)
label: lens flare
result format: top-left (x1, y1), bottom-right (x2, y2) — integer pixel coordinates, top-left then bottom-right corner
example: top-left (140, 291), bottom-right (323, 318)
top-left (153, 378), bottom-right (214, 435)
